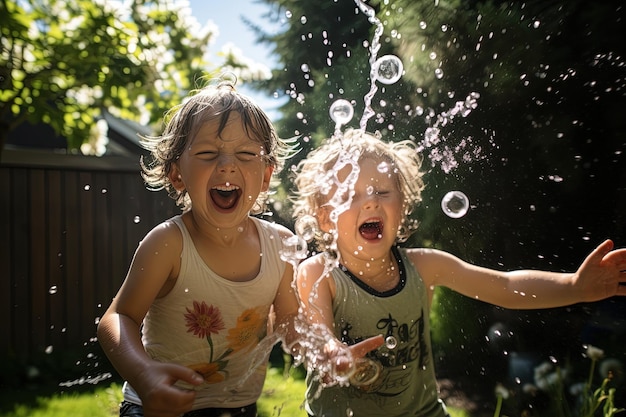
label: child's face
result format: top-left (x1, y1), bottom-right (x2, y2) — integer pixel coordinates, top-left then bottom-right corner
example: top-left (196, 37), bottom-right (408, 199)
top-left (170, 113), bottom-right (273, 227)
top-left (322, 156), bottom-right (404, 261)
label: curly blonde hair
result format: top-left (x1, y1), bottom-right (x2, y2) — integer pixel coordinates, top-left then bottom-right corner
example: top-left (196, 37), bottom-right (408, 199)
top-left (292, 128), bottom-right (426, 249)
top-left (140, 76), bottom-right (297, 213)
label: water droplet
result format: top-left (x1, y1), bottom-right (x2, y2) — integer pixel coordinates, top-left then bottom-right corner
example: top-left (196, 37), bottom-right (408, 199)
top-left (373, 55), bottom-right (403, 85)
top-left (441, 191), bottom-right (470, 218)
top-left (329, 99), bottom-right (354, 126)
top-left (45, 345), bottom-right (53, 354)
top-left (48, 285), bottom-right (58, 295)
top-left (133, 216), bottom-right (141, 224)
top-left (385, 336), bottom-right (397, 349)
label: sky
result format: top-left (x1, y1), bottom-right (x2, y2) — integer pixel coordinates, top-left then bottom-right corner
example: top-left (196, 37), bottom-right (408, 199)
top-left (187, 0), bottom-right (284, 117)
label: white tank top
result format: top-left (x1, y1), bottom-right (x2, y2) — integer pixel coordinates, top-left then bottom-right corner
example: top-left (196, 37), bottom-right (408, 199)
top-left (123, 215), bottom-right (287, 409)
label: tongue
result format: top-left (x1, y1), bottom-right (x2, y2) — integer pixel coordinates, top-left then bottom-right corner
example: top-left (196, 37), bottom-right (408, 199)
top-left (210, 189), bottom-right (238, 210)
top-left (359, 223), bottom-right (381, 240)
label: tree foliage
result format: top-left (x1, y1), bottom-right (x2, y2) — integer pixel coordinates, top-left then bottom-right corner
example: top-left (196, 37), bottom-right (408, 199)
top-left (0, 0), bottom-right (265, 155)
top-left (253, 0), bottom-right (626, 261)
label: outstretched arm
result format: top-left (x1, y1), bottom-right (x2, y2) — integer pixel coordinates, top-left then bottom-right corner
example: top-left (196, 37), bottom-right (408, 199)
top-left (413, 239), bottom-right (626, 309)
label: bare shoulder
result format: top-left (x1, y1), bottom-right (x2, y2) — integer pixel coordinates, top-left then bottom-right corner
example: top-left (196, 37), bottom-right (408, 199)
top-left (131, 218), bottom-right (184, 280)
top-left (256, 217), bottom-right (294, 240)
top-left (299, 253), bottom-right (327, 274)
top-left (403, 247), bottom-right (461, 287)
top-left (297, 254), bottom-right (331, 285)
top-left (404, 247), bottom-right (449, 263)
top-left (296, 253), bottom-right (336, 301)
top-left (139, 218), bottom-right (183, 252)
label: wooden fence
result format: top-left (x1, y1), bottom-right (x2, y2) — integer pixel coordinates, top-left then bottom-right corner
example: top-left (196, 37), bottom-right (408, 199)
top-left (0, 149), bottom-right (177, 370)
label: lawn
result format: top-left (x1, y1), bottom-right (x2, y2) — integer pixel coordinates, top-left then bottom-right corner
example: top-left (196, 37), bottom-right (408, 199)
top-left (0, 367), bottom-right (471, 417)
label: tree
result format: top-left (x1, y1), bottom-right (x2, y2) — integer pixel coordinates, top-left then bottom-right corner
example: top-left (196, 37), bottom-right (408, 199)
top-left (0, 0), bottom-right (267, 157)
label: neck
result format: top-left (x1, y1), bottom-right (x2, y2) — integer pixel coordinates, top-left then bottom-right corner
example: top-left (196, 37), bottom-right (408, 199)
top-left (339, 248), bottom-right (400, 289)
top-left (187, 213), bottom-right (254, 248)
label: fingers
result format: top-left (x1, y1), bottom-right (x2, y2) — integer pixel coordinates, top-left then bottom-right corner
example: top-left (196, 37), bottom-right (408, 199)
top-left (591, 239), bottom-right (614, 262)
top-left (349, 335), bottom-right (384, 358)
top-left (173, 366), bottom-right (204, 387)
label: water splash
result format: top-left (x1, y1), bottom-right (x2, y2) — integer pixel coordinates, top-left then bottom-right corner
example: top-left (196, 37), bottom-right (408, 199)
top-left (354, 0), bottom-right (385, 131)
top-left (416, 92), bottom-right (485, 173)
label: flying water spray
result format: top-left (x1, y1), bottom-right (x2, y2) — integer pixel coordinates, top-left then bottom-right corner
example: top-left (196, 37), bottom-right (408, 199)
top-left (289, 0), bottom-right (477, 391)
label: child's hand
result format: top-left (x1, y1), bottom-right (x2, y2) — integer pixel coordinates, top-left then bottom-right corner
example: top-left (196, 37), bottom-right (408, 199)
top-left (134, 361), bottom-right (204, 417)
top-left (576, 239), bottom-right (626, 302)
top-left (322, 335), bottom-right (384, 385)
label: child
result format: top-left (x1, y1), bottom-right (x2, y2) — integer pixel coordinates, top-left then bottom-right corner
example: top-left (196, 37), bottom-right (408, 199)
top-left (97, 77), bottom-right (301, 417)
top-left (292, 128), bottom-right (626, 417)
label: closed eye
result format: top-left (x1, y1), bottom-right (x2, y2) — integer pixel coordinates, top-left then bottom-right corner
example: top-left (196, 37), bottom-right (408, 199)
top-left (195, 150), bottom-right (218, 158)
top-left (236, 151), bottom-right (260, 161)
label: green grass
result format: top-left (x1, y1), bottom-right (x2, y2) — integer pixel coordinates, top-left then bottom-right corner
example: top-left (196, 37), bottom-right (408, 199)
top-left (0, 369), bottom-right (469, 417)
top-left (0, 383), bottom-right (124, 417)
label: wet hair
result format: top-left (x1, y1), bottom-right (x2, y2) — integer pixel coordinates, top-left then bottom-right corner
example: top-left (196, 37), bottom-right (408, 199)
top-left (140, 75), bottom-right (297, 213)
top-left (292, 128), bottom-right (425, 247)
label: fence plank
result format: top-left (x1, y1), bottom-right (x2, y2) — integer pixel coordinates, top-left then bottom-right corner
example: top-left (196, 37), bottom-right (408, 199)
top-left (78, 171), bottom-right (96, 346)
top-left (9, 168), bottom-right (31, 362)
top-left (47, 170), bottom-right (65, 353)
top-left (0, 168), bottom-right (12, 357)
top-left (1, 151), bottom-right (177, 367)
top-left (63, 170), bottom-right (81, 354)
top-left (29, 169), bottom-right (48, 356)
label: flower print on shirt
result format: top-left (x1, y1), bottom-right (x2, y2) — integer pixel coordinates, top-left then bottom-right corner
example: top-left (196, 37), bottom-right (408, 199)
top-left (183, 302), bottom-right (267, 384)
top-left (184, 300), bottom-right (225, 363)
top-left (226, 306), bottom-right (267, 353)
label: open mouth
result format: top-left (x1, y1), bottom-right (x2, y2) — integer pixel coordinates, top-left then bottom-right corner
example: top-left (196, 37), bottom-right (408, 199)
top-left (209, 184), bottom-right (241, 210)
top-left (359, 220), bottom-right (383, 241)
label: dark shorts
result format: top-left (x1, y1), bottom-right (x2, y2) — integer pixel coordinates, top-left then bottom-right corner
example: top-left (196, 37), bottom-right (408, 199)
top-left (120, 401), bottom-right (257, 417)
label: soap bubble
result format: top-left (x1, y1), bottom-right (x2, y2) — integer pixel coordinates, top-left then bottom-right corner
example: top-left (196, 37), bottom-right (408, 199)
top-left (279, 235), bottom-right (308, 262)
top-left (373, 55), bottom-right (403, 85)
top-left (385, 336), bottom-right (398, 349)
top-left (349, 358), bottom-right (382, 386)
top-left (295, 214), bottom-right (317, 242)
top-left (329, 99), bottom-right (354, 126)
top-left (441, 191), bottom-right (470, 218)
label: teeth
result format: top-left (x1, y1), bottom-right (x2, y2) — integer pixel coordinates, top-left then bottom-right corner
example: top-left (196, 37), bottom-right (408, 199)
top-left (213, 184), bottom-right (240, 191)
